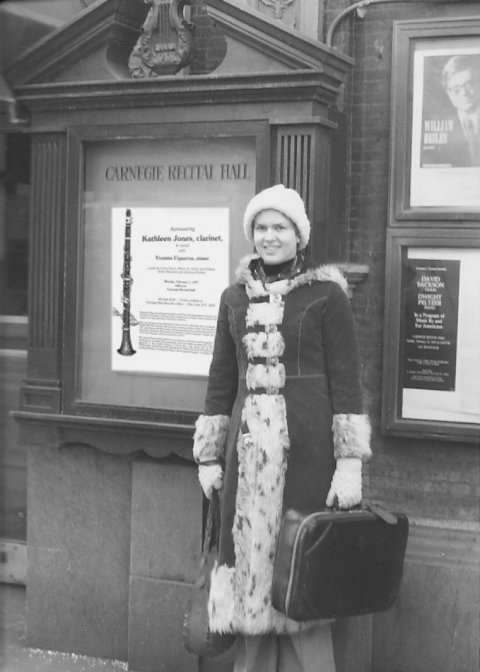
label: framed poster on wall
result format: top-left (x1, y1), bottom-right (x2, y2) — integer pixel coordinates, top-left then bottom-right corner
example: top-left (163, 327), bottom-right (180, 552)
top-left (111, 206), bottom-right (229, 377)
top-left (382, 228), bottom-right (480, 442)
top-left (391, 17), bottom-right (480, 221)
top-left (63, 121), bottom-right (268, 423)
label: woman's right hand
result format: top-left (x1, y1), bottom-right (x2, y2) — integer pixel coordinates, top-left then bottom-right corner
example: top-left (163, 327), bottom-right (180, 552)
top-left (326, 457), bottom-right (362, 509)
top-left (198, 463), bottom-right (224, 499)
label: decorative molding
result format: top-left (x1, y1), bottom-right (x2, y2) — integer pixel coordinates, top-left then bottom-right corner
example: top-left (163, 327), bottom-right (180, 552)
top-left (271, 115), bottom-right (337, 129)
top-left (13, 69), bottom-right (345, 114)
top-left (19, 383), bottom-right (61, 415)
top-left (205, 0), bottom-right (353, 75)
top-left (5, 0), bottom-right (352, 88)
top-left (259, 0), bottom-right (295, 22)
top-left (5, 0), bottom-right (118, 85)
top-left (275, 129), bottom-right (314, 211)
top-left (12, 410), bottom-right (196, 459)
top-left (128, 0), bottom-right (194, 78)
top-left (341, 263), bottom-right (370, 298)
top-left (29, 135), bottom-right (65, 352)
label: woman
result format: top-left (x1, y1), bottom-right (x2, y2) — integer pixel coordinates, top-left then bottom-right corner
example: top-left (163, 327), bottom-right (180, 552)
top-left (192, 184), bottom-right (371, 672)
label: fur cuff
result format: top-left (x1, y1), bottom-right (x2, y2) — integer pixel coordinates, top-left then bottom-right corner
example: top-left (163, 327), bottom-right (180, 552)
top-left (192, 414), bottom-right (230, 463)
top-left (332, 413), bottom-right (372, 461)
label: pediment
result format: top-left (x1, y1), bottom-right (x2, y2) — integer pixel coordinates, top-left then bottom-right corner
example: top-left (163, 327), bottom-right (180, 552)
top-left (202, 0), bottom-right (352, 76)
top-left (5, 0), bottom-right (352, 87)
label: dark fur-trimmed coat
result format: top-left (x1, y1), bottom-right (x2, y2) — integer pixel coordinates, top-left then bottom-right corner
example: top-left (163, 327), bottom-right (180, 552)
top-left (193, 255), bottom-right (371, 636)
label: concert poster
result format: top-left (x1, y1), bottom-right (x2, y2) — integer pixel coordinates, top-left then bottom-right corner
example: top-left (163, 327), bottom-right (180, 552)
top-left (401, 248), bottom-right (480, 425)
top-left (410, 46), bottom-right (480, 208)
top-left (402, 258), bottom-right (459, 391)
top-left (111, 206), bottom-right (229, 376)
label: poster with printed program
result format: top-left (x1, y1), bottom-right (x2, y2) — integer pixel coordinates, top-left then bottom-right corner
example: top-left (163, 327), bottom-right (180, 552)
top-left (111, 206), bottom-right (229, 376)
top-left (402, 258), bottom-right (459, 392)
top-left (400, 248), bottom-right (480, 425)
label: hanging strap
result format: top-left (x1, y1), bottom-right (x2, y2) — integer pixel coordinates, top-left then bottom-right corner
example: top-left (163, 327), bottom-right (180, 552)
top-left (197, 490), bottom-right (221, 588)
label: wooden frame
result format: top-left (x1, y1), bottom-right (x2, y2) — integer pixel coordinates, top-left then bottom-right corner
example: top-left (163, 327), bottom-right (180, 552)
top-left (382, 227), bottom-right (480, 443)
top-left (390, 17), bottom-right (480, 223)
top-left (63, 120), bottom-right (269, 424)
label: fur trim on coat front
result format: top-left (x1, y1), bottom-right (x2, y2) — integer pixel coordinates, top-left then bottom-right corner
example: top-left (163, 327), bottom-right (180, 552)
top-left (235, 254), bottom-right (349, 298)
top-left (209, 394), bottom-right (313, 635)
top-left (203, 255), bottom-right (370, 636)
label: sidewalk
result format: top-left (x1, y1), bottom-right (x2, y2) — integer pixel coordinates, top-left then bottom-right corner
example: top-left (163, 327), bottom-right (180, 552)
top-left (0, 584), bottom-right (127, 672)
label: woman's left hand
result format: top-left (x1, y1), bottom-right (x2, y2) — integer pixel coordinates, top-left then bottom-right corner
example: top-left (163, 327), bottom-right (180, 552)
top-left (198, 463), bottom-right (223, 499)
top-left (326, 457), bottom-right (362, 509)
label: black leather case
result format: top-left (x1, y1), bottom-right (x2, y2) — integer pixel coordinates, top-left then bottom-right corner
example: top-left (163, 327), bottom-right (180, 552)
top-left (271, 506), bottom-right (409, 621)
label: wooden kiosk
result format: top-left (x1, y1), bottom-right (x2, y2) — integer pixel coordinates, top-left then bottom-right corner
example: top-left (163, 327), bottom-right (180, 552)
top-left (8, 1), bottom-right (354, 670)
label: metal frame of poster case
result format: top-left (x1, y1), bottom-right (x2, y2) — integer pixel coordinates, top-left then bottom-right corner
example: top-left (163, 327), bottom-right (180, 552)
top-left (62, 120), bottom-right (269, 425)
top-left (390, 17), bottom-right (480, 222)
top-left (382, 227), bottom-right (480, 443)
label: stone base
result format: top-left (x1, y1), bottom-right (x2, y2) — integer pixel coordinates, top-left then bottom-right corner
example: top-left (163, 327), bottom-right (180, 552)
top-left (25, 443), bottom-right (480, 672)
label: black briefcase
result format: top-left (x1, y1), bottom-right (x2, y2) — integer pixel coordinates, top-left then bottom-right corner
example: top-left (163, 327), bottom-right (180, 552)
top-left (271, 504), bottom-right (409, 621)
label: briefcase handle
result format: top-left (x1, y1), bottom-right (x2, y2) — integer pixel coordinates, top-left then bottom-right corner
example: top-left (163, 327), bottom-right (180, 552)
top-left (330, 497), bottom-right (399, 525)
top-left (366, 502), bottom-right (399, 525)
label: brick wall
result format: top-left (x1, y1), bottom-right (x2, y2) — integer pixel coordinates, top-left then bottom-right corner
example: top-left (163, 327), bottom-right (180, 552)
top-left (344, 2), bottom-right (480, 523)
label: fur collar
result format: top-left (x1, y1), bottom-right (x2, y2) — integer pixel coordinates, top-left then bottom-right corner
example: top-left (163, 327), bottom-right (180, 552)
top-left (235, 254), bottom-right (348, 299)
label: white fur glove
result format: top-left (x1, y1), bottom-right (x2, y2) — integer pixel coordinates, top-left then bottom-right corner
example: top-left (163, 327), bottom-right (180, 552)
top-left (198, 463), bottom-right (223, 499)
top-left (326, 457), bottom-right (362, 509)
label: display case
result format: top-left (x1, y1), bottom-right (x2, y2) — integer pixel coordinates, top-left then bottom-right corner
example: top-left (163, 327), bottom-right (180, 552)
top-left (390, 17), bottom-right (480, 221)
top-left (382, 228), bottom-right (480, 442)
top-left (64, 121), bottom-right (267, 423)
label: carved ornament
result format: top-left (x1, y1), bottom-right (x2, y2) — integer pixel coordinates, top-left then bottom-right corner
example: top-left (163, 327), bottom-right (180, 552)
top-left (259, 0), bottom-right (295, 21)
top-left (129, 0), bottom-right (194, 78)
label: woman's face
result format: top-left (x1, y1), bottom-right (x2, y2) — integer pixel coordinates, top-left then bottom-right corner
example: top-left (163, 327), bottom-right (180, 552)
top-left (253, 209), bottom-right (300, 265)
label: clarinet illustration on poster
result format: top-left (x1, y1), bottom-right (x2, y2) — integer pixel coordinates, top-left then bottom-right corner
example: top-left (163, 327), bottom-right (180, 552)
top-left (112, 206), bottom-right (229, 376)
top-left (114, 209), bottom-right (138, 357)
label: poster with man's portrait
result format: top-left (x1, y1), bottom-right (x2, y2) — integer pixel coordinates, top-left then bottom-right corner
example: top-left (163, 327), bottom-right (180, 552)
top-left (410, 46), bottom-right (480, 208)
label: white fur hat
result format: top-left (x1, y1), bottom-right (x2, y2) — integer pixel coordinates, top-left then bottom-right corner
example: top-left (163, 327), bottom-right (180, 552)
top-left (243, 184), bottom-right (311, 250)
